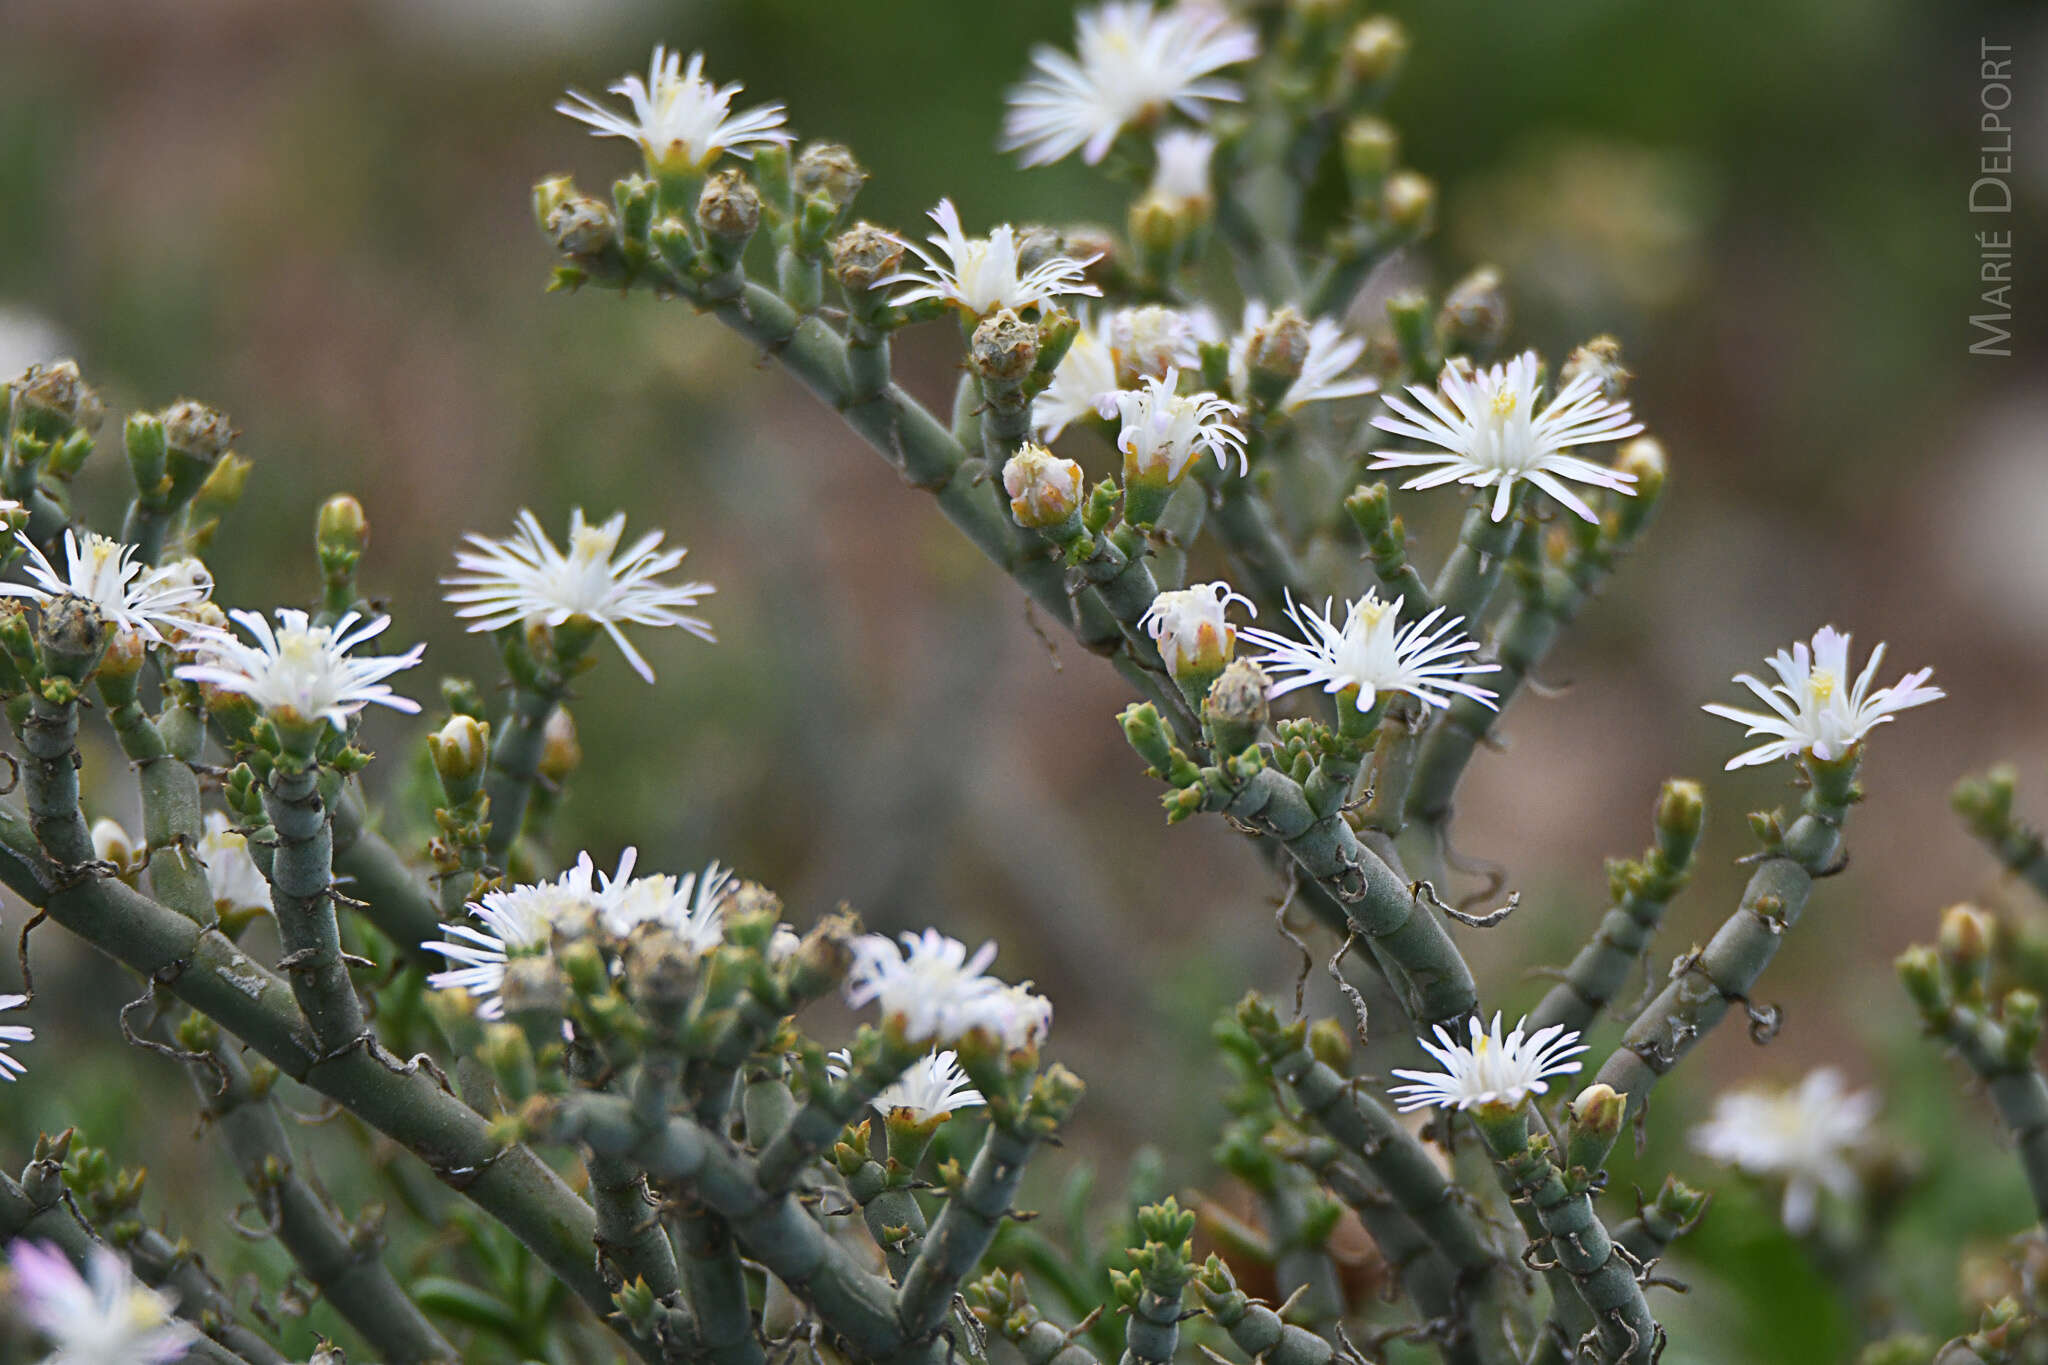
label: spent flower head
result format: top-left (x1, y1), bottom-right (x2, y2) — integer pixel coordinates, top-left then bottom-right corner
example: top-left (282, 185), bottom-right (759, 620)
top-left (176, 609), bottom-right (422, 733)
top-left (1228, 303), bottom-right (1378, 413)
top-left (0, 530), bottom-right (217, 646)
top-left (883, 200), bottom-right (1101, 318)
top-left (6, 1239), bottom-right (197, 1365)
top-left (1386, 1013), bottom-right (1588, 1113)
top-left (1238, 590), bottom-right (1498, 715)
top-left (444, 509), bottom-right (714, 684)
top-left (1001, 2), bottom-right (1259, 167)
top-left (1690, 1067), bottom-right (1878, 1234)
top-left (1702, 626), bottom-right (1942, 770)
top-left (1370, 351), bottom-right (1642, 522)
top-left (557, 46), bottom-right (790, 175)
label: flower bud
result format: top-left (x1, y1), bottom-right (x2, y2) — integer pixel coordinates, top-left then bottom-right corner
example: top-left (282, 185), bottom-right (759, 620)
top-left (1341, 118), bottom-right (1399, 200)
top-left (613, 173), bottom-right (658, 242)
top-left (970, 309), bottom-right (1039, 385)
top-left (1344, 15), bottom-right (1409, 85)
top-left (697, 170), bottom-right (761, 246)
top-left (1002, 444), bottom-right (1083, 530)
top-left (1609, 436), bottom-right (1667, 542)
top-left (1938, 904), bottom-right (1995, 1003)
top-left (1307, 1016), bottom-right (1351, 1072)
top-left (547, 196), bottom-right (617, 258)
top-left (830, 223), bottom-right (904, 294)
top-left (318, 493), bottom-right (369, 563)
top-left (162, 398), bottom-right (234, 463)
top-left (1439, 267), bottom-right (1508, 354)
top-left (91, 818), bottom-right (141, 876)
top-left (1654, 778), bottom-right (1705, 863)
top-left (1896, 944), bottom-right (1946, 1017)
top-left (1382, 171), bottom-right (1436, 239)
top-left (1244, 307), bottom-right (1311, 410)
top-left (538, 706), bottom-right (581, 785)
top-left (8, 360), bottom-right (102, 440)
top-left (2004, 989), bottom-right (2042, 1063)
top-left (1562, 335), bottom-right (1631, 400)
top-left (1565, 1082), bottom-right (1626, 1174)
top-left (533, 175), bottom-right (578, 230)
top-left (793, 142), bottom-right (866, 212)
top-left (429, 715), bottom-right (490, 795)
top-left (1203, 658), bottom-right (1270, 755)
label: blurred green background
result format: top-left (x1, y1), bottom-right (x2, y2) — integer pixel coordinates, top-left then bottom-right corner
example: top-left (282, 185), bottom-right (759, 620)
top-left (1, 0), bottom-right (2043, 1360)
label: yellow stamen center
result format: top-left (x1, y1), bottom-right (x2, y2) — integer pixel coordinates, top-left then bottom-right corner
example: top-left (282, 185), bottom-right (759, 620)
top-left (1809, 670), bottom-right (1836, 701)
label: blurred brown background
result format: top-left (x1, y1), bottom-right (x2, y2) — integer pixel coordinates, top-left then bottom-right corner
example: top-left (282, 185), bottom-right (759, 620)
top-left (1, 0), bottom-right (2043, 1357)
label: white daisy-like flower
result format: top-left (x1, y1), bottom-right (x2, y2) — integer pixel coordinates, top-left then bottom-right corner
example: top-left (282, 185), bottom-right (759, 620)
top-left (846, 929), bottom-right (1011, 1045)
top-left (1139, 581), bottom-right (1252, 677)
top-left (982, 981), bottom-right (1054, 1051)
top-left (1702, 626), bottom-right (1942, 771)
top-left (1369, 351), bottom-right (1643, 522)
top-left (1108, 306), bottom-right (1204, 382)
top-left (1227, 303), bottom-right (1378, 413)
top-left (1, 993), bottom-right (31, 1082)
top-left (175, 609), bottom-right (422, 732)
top-left (1100, 369), bottom-right (1247, 481)
top-left (199, 811), bottom-right (271, 919)
top-left (596, 849), bottom-right (734, 952)
top-left (882, 200), bottom-right (1101, 318)
top-left (0, 530), bottom-right (217, 645)
top-left (1001, 1), bottom-right (1259, 167)
top-left (445, 509), bottom-right (715, 686)
top-left (6, 1239), bottom-right (197, 1365)
top-left (556, 46), bottom-right (790, 174)
top-left (1690, 1067), bottom-right (1878, 1234)
top-left (1238, 590), bottom-right (1499, 715)
top-left (1386, 1013), bottom-right (1589, 1113)
top-left (827, 1047), bottom-right (987, 1121)
top-left (424, 855), bottom-right (612, 1019)
top-left (1148, 129), bottom-right (1216, 213)
top-left (1031, 317), bottom-right (1119, 441)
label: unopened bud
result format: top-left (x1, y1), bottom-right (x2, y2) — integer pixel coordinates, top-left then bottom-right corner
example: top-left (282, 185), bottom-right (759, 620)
top-left (1654, 779), bottom-right (1705, 863)
top-left (539, 706), bottom-right (581, 784)
top-left (318, 494), bottom-right (368, 560)
top-left (547, 196), bottom-right (617, 258)
top-left (1203, 658), bottom-right (1270, 755)
top-left (1344, 15), bottom-right (1409, 84)
top-left (1245, 307), bottom-right (1311, 409)
top-left (1439, 267), bottom-right (1508, 354)
top-left (697, 170), bottom-right (761, 245)
top-left (1896, 944), bottom-right (1946, 1016)
top-left (2004, 989), bottom-right (2042, 1062)
top-left (1383, 171), bottom-right (1436, 238)
top-left (1341, 118), bottom-right (1399, 197)
top-left (1003, 445), bottom-right (1084, 530)
top-left (1611, 437), bottom-right (1666, 542)
top-left (1562, 336), bottom-right (1631, 400)
top-left (970, 309), bottom-right (1039, 385)
top-left (793, 143), bottom-right (866, 211)
top-left (1939, 904), bottom-right (1995, 1003)
top-left (1566, 1082), bottom-right (1626, 1173)
top-left (533, 175), bottom-right (578, 229)
top-left (830, 223), bottom-right (904, 293)
top-left (1120, 702), bottom-right (1175, 776)
top-left (613, 173), bottom-right (658, 241)
top-left (1307, 1017), bottom-right (1352, 1072)
top-left (429, 715), bottom-right (490, 793)
top-left (1128, 195), bottom-right (1179, 259)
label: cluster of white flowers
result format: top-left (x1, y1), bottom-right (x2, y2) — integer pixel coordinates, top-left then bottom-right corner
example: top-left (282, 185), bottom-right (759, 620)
top-left (1387, 1013), bottom-right (1589, 1114)
top-left (1139, 581), bottom-right (1252, 677)
top-left (1239, 589), bottom-right (1499, 715)
top-left (1370, 351), bottom-right (1642, 523)
top-left (1703, 626), bottom-right (1943, 770)
top-left (176, 608), bottom-right (424, 733)
top-left (882, 200), bottom-right (1100, 318)
top-left (557, 46), bottom-right (790, 175)
top-left (446, 508), bottom-right (715, 685)
top-left (0, 530), bottom-right (217, 645)
top-left (6, 1240), bottom-right (197, 1365)
top-left (1690, 1067), bottom-right (1878, 1234)
top-left (1001, 1), bottom-right (1259, 167)
top-left (845, 929), bottom-right (1051, 1050)
top-left (425, 849), bottom-right (734, 1019)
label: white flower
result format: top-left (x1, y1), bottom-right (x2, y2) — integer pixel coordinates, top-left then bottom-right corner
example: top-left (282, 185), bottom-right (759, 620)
top-left (1690, 1068), bottom-right (1878, 1234)
top-left (199, 811), bottom-right (271, 918)
top-left (445, 509), bottom-right (715, 686)
top-left (883, 200), bottom-right (1101, 318)
top-left (1386, 1013), bottom-right (1588, 1113)
top-left (1031, 318), bottom-right (1119, 440)
top-left (0, 993), bottom-right (31, 1082)
top-left (1100, 370), bottom-right (1247, 481)
top-left (176, 609), bottom-right (422, 731)
top-left (90, 819), bottom-right (141, 876)
top-left (596, 849), bottom-right (735, 952)
top-left (1227, 303), bottom-right (1378, 413)
top-left (828, 1047), bottom-right (987, 1121)
top-left (557, 46), bottom-right (790, 174)
top-left (0, 531), bottom-right (217, 645)
top-left (6, 1239), bottom-right (197, 1365)
top-left (983, 981), bottom-right (1054, 1051)
top-left (1702, 626), bottom-right (1943, 771)
top-left (1108, 306), bottom-right (1203, 382)
top-left (1148, 129), bottom-right (1216, 212)
top-left (1139, 581), bottom-right (1252, 677)
top-left (1369, 351), bottom-right (1643, 522)
top-left (846, 929), bottom-right (1035, 1046)
top-left (424, 855), bottom-right (612, 1019)
top-left (1001, 1), bottom-right (1259, 167)
top-left (1239, 590), bottom-right (1498, 715)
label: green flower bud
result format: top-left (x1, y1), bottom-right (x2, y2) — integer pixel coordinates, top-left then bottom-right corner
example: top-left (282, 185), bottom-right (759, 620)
top-left (1654, 779), bottom-right (1706, 862)
top-left (124, 412), bottom-right (168, 493)
top-left (538, 706), bottom-right (581, 785)
top-left (428, 714), bottom-right (490, 796)
top-left (1344, 16), bottom-right (1409, 85)
top-left (1341, 117), bottom-right (1399, 200)
top-left (1938, 904), bottom-right (1995, 1003)
top-left (1896, 944), bottom-right (1947, 1017)
top-left (318, 493), bottom-right (368, 562)
top-left (1565, 1081), bottom-right (1626, 1174)
top-left (1382, 171), bottom-right (1436, 239)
